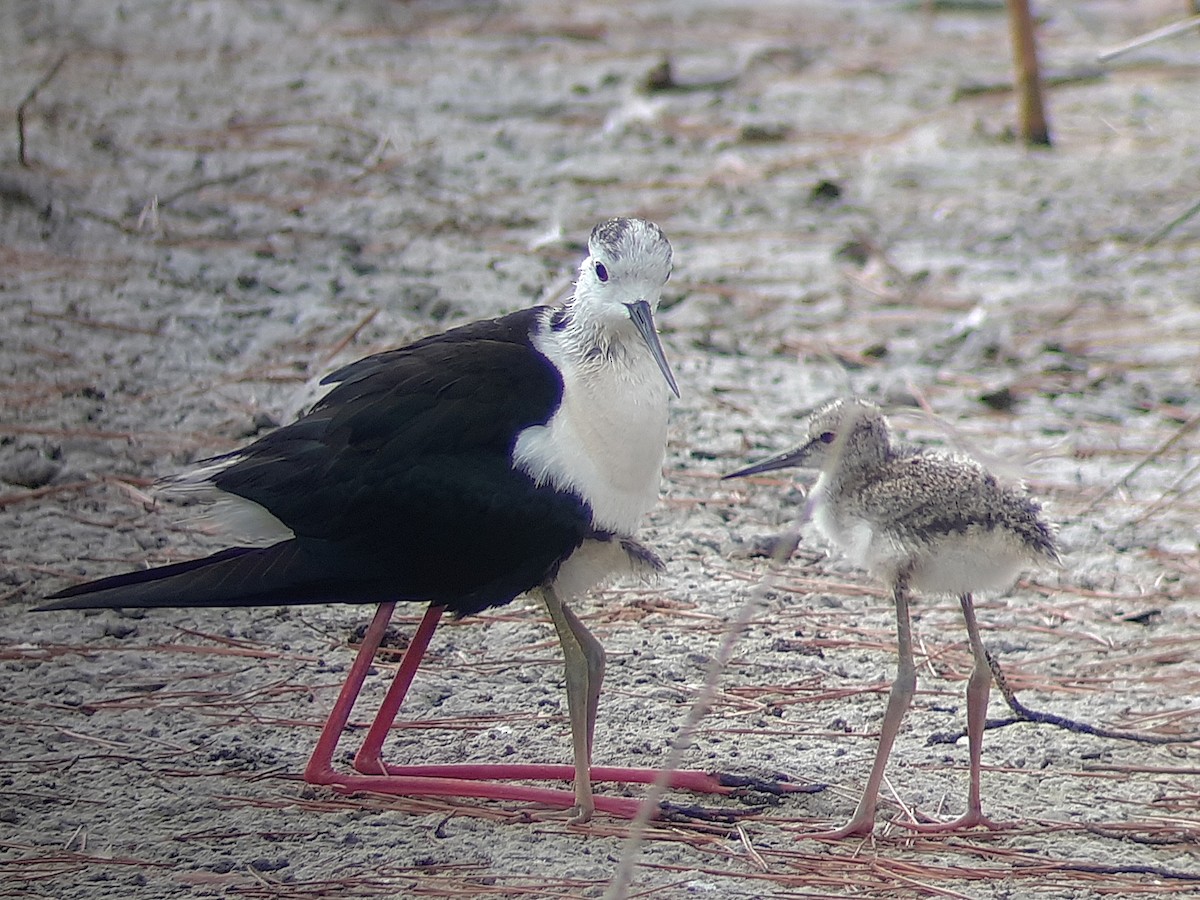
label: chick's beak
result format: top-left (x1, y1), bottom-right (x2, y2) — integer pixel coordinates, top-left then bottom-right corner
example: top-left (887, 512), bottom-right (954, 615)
top-left (723, 441), bottom-right (815, 479)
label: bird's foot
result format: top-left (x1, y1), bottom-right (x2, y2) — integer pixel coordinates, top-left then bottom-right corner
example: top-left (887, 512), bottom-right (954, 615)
top-left (656, 801), bottom-right (766, 823)
top-left (897, 809), bottom-right (1009, 834)
top-left (566, 803), bottom-right (595, 825)
top-left (795, 816), bottom-right (876, 840)
top-left (716, 772), bottom-right (823, 798)
top-left (351, 749), bottom-right (387, 776)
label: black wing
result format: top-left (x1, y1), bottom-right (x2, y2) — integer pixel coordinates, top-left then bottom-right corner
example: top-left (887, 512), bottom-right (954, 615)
top-left (212, 308), bottom-right (564, 538)
top-left (42, 307), bottom-right (594, 617)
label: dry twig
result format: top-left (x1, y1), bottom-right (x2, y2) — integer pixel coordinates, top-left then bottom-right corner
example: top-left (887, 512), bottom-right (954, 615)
top-left (1096, 14), bottom-right (1200, 62)
top-left (1006, 0), bottom-right (1051, 145)
top-left (1081, 410), bottom-right (1200, 515)
top-left (927, 648), bottom-right (1200, 746)
top-left (16, 54), bottom-right (67, 167)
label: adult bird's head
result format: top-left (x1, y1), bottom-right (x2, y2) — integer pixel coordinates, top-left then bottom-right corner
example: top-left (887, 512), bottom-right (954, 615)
top-left (567, 217), bottom-right (679, 398)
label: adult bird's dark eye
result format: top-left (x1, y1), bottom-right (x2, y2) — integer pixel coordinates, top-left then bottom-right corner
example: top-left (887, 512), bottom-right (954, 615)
top-left (595, 262), bottom-right (608, 282)
top-left (820, 432), bottom-right (836, 444)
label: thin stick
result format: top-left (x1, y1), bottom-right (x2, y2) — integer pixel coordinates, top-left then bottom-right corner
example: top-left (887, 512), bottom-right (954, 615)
top-left (1081, 410), bottom-right (1200, 514)
top-left (1097, 14), bottom-right (1200, 63)
top-left (957, 648), bottom-right (1200, 745)
top-left (17, 53), bottom-right (68, 167)
top-left (0, 479), bottom-right (96, 510)
top-left (320, 307), bottom-right (381, 367)
top-left (158, 165), bottom-right (270, 208)
top-left (735, 823), bottom-right (768, 872)
top-left (1006, 0), bottom-right (1051, 145)
top-left (1132, 456), bottom-right (1200, 525)
top-left (1141, 196), bottom-right (1200, 248)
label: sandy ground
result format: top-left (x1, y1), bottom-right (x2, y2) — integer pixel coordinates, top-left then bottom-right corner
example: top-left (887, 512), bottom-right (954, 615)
top-left (3, 1), bottom-right (1199, 897)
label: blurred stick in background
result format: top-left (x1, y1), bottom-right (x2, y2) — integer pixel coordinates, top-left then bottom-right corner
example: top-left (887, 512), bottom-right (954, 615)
top-left (1007, 0), bottom-right (1051, 145)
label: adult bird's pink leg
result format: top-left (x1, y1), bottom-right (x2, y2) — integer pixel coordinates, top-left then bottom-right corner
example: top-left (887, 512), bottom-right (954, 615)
top-left (901, 592), bottom-right (1006, 833)
top-left (311, 598), bottom-right (764, 820)
top-left (804, 574), bottom-right (917, 839)
top-left (364, 595), bottom-right (734, 798)
top-left (304, 601), bottom-right (639, 814)
top-left (353, 603), bottom-right (444, 774)
top-left (305, 601), bottom-right (397, 784)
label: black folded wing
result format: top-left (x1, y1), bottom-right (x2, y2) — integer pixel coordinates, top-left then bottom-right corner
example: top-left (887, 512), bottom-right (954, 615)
top-left (42, 308), bottom-right (594, 617)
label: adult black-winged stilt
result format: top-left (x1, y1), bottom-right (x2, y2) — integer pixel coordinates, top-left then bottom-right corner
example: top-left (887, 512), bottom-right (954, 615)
top-left (39, 217), bottom-right (729, 823)
top-left (726, 398), bottom-right (1059, 837)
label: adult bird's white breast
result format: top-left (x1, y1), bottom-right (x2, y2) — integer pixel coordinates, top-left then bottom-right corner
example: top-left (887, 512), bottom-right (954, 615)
top-left (513, 338), bottom-right (671, 535)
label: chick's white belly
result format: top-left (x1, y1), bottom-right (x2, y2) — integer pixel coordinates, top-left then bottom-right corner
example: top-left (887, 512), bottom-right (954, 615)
top-left (906, 528), bottom-right (1030, 595)
top-left (815, 500), bottom-right (1030, 597)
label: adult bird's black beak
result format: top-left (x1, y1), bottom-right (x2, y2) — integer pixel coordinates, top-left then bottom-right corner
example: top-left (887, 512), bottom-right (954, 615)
top-left (723, 441), bottom-right (815, 479)
top-left (626, 299), bottom-right (680, 398)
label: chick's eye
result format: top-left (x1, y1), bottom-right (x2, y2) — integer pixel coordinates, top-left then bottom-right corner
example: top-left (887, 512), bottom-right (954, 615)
top-left (819, 431), bottom-right (836, 444)
top-left (595, 262), bottom-right (609, 282)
